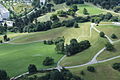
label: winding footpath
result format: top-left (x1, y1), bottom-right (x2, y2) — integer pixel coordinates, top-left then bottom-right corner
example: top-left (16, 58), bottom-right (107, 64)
top-left (10, 23), bottom-right (120, 80)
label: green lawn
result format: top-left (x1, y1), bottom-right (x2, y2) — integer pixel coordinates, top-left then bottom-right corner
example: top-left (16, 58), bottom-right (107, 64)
top-left (97, 42), bottom-right (120, 61)
top-left (96, 25), bottom-right (120, 41)
top-left (69, 58), bottom-right (120, 80)
top-left (0, 42), bottom-right (63, 77)
top-left (77, 4), bottom-right (106, 16)
top-left (10, 22), bottom-right (91, 44)
top-left (60, 29), bottom-right (108, 67)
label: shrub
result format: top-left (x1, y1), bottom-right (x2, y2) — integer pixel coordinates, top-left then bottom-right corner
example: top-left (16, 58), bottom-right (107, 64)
top-left (0, 40), bottom-right (3, 43)
top-left (87, 66), bottom-right (95, 72)
top-left (105, 42), bottom-right (114, 51)
top-left (100, 32), bottom-right (105, 37)
top-left (80, 71), bottom-right (85, 75)
top-left (74, 22), bottom-right (79, 28)
top-left (111, 34), bottom-right (117, 39)
top-left (43, 57), bottom-right (54, 66)
top-left (0, 70), bottom-right (9, 80)
top-left (112, 63), bottom-right (120, 71)
top-left (28, 64), bottom-right (37, 74)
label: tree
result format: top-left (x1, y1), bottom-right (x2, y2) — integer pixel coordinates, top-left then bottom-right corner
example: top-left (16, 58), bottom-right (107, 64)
top-left (87, 66), bottom-right (95, 72)
top-left (43, 57), bottom-right (54, 66)
top-left (111, 34), bottom-right (117, 39)
top-left (105, 42), bottom-right (114, 51)
top-left (80, 71), bottom-right (85, 75)
top-left (0, 40), bottom-right (3, 43)
top-left (55, 41), bottom-right (64, 54)
top-left (50, 14), bottom-right (59, 21)
top-left (112, 63), bottom-right (120, 71)
top-left (3, 35), bottom-right (8, 42)
top-left (83, 8), bottom-right (89, 15)
top-left (73, 22), bottom-right (79, 28)
top-left (99, 32), bottom-right (105, 37)
top-left (0, 70), bottom-right (9, 80)
top-left (104, 12), bottom-right (112, 20)
top-left (4, 23), bottom-right (7, 31)
top-left (28, 64), bottom-right (37, 73)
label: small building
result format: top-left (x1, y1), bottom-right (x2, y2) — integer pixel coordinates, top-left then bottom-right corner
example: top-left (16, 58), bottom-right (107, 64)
top-left (2, 21), bottom-right (13, 27)
top-left (40, 0), bottom-right (46, 4)
top-left (0, 4), bottom-right (9, 21)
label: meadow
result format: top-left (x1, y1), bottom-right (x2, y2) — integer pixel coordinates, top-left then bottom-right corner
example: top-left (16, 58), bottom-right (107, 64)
top-left (0, 42), bottom-right (63, 77)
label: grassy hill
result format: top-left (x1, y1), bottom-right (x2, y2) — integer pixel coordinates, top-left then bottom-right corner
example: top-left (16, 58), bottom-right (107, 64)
top-left (10, 22), bottom-right (91, 44)
top-left (0, 42), bottom-right (63, 77)
top-left (60, 29), bottom-right (108, 66)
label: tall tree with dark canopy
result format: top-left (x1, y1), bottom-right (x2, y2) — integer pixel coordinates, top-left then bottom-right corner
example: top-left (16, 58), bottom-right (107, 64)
top-left (28, 64), bottom-right (37, 73)
top-left (0, 70), bottom-right (9, 80)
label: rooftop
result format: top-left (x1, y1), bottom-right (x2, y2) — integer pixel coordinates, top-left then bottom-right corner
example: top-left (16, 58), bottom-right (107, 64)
top-left (0, 4), bottom-right (9, 14)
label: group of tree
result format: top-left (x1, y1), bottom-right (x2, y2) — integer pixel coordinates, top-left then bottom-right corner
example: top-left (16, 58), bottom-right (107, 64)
top-left (43, 40), bottom-right (54, 45)
top-left (21, 68), bottom-right (82, 80)
top-left (13, 3), bottom-right (55, 33)
top-left (55, 38), bottom-right (91, 56)
top-left (65, 39), bottom-right (91, 56)
top-left (57, 5), bottom-right (79, 17)
top-left (84, 0), bottom-right (120, 10)
top-left (91, 12), bottom-right (119, 24)
top-left (113, 6), bottom-right (120, 13)
top-left (52, 0), bottom-right (84, 5)
top-left (12, 9), bottom-right (120, 33)
top-left (66, 0), bottom-right (84, 5)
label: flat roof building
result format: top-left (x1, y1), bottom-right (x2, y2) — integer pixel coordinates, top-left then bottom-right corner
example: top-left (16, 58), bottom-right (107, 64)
top-left (0, 4), bottom-right (9, 21)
